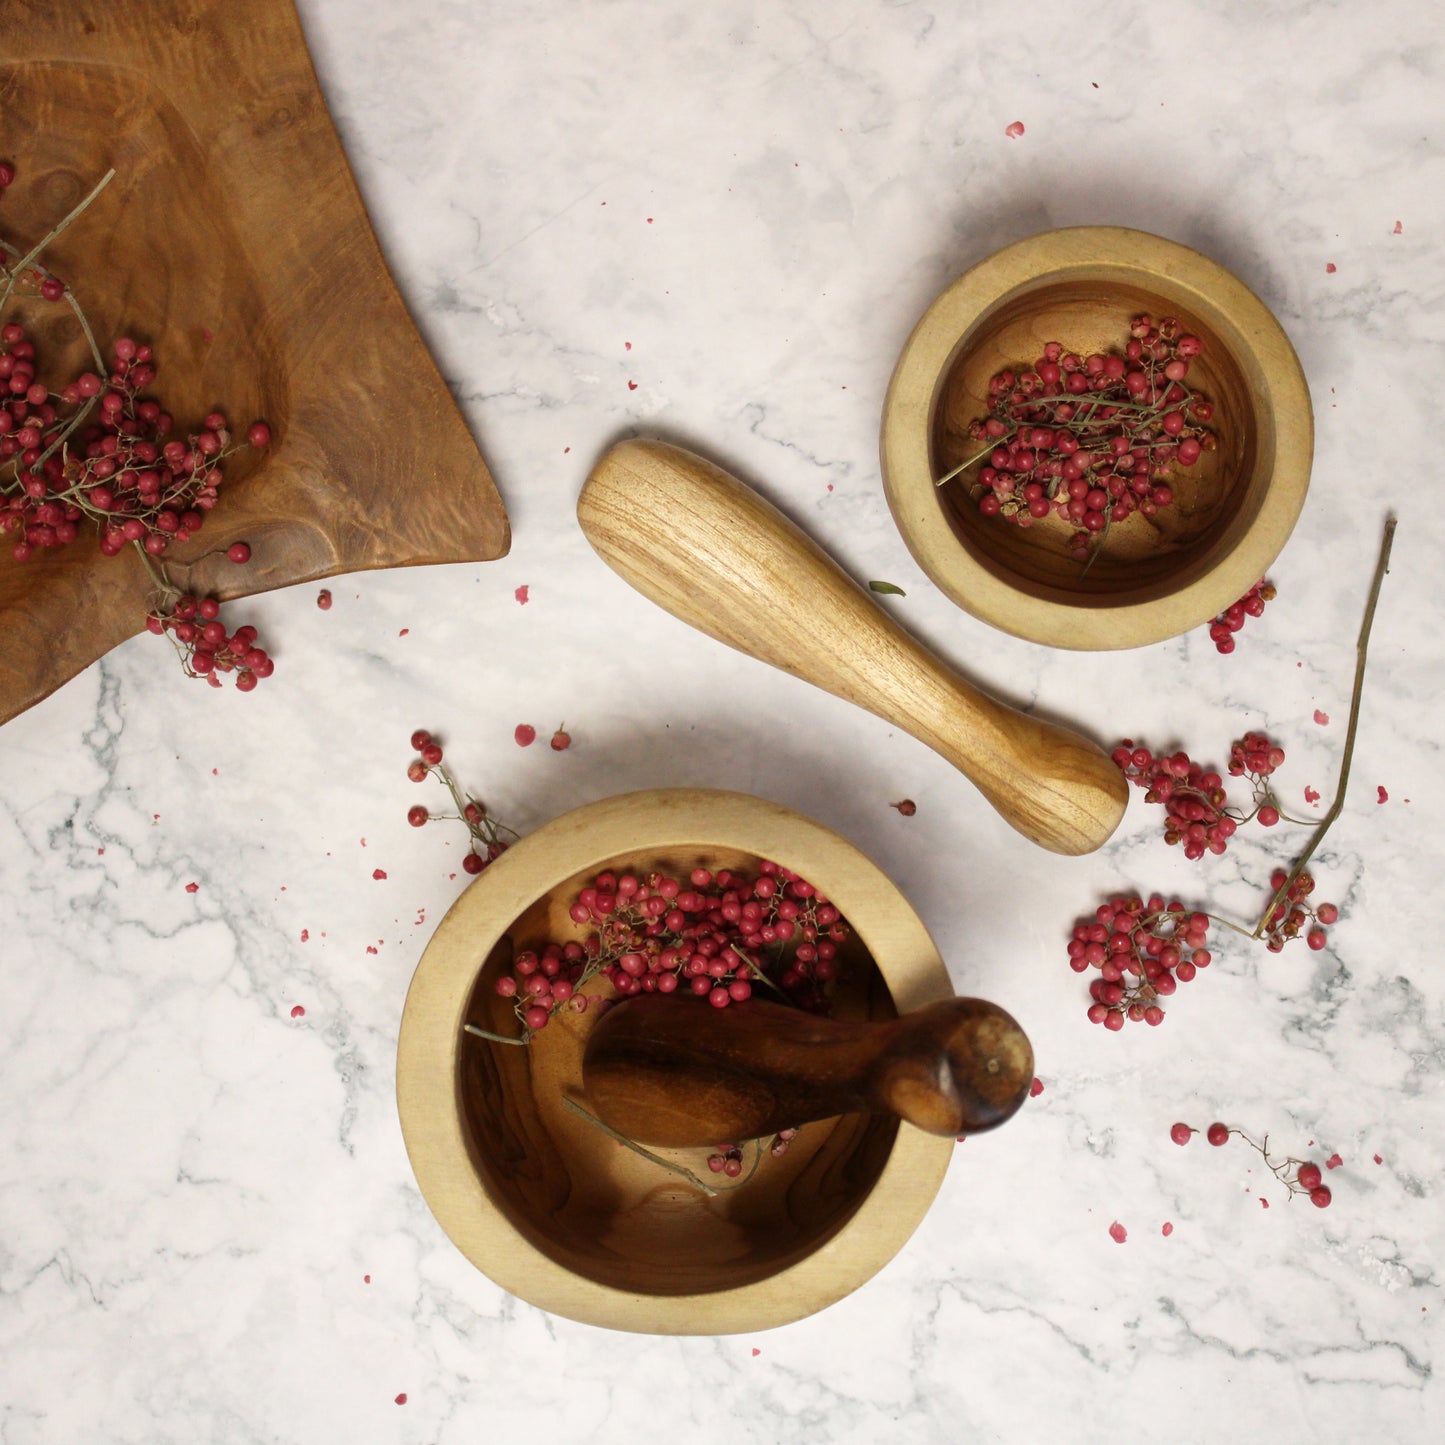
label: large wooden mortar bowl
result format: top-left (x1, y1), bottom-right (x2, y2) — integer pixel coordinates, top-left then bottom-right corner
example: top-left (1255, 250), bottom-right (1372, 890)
top-left (881, 227), bottom-right (1312, 650)
top-left (396, 789), bottom-right (966, 1335)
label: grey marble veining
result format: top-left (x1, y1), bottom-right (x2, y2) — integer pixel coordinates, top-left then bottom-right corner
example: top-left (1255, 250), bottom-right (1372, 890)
top-left (2, 1), bottom-right (1442, 1440)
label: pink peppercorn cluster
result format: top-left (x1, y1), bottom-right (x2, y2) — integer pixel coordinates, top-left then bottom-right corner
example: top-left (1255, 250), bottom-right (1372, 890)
top-left (496, 861), bottom-right (849, 1036)
top-left (956, 314), bottom-right (1214, 559)
top-left (404, 728), bottom-right (516, 875)
top-left (1113, 731), bottom-right (1290, 858)
top-left (2, 162), bottom-right (272, 689)
top-left (706, 1129), bottom-right (798, 1177)
top-left (1208, 579), bottom-right (1276, 653)
top-left (707, 1144), bottom-right (748, 1178)
top-left (1171, 1121), bottom-right (1333, 1208)
top-left (144, 592), bottom-right (272, 691)
top-left (1, 324), bottom-right (269, 562)
top-left (1069, 894), bottom-right (1212, 1030)
top-left (1261, 868), bottom-right (1338, 953)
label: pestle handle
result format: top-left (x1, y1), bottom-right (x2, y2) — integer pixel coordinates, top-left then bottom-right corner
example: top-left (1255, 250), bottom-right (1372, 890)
top-left (576, 439), bottom-right (1127, 856)
top-left (581, 994), bottom-right (1035, 1147)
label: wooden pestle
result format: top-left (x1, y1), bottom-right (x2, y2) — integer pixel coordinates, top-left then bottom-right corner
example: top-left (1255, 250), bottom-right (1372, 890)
top-left (576, 439), bottom-right (1127, 856)
top-left (581, 994), bottom-right (1035, 1146)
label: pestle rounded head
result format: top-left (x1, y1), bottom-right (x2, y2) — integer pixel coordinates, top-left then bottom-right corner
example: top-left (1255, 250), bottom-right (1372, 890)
top-left (881, 999), bottom-right (1034, 1136)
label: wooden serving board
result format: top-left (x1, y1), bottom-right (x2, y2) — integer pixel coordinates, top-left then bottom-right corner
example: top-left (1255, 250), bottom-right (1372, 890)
top-left (0, 0), bottom-right (510, 723)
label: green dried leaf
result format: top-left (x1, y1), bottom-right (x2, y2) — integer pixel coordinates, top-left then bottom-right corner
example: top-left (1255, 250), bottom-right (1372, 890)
top-left (868, 580), bottom-right (906, 596)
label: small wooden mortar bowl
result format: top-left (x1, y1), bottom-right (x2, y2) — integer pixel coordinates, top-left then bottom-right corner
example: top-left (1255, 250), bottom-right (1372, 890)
top-left (396, 789), bottom-right (962, 1335)
top-left (881, 227), bottom-right (1312, 650)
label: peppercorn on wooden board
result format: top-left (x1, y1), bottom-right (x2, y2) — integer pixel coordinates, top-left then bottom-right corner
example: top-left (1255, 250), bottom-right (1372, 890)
top-left (0, 0), bottom-right (509, 724)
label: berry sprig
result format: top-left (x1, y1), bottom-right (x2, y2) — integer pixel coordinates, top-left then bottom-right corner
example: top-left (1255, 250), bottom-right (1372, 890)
top-left (1, 326), bottom-right (269, 564)
top-left (1260, 868), bottom-right (1338, 953)
top-left (941, 314), bottom-right (1216, 559)
top-left (1069, 894), bottom-right (1212, 1029)
top-left (1, 164), bottom-right (272, 688)
top-left (1208, 578), bottom-right (1276, 654)
top-left (1069, 871), bottom-right (1339, 1030)
top-left (404, 728), bottom-right (518, 874)
top-left (1073, 518), bottom-right (1395, 1032)
top-left (493, 860), bottom-right (849, 1037)
top-left (1112, 729), bottom-right (1303, 859)
top-left (1171, 1120), bottom-right (1334, 1208)
top-left (144, 591), bottom-right (273, 690)
top-left (706, 1130), bottom-right (798, 1177)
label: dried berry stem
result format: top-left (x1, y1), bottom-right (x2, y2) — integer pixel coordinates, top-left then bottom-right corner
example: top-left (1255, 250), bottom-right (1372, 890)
top-left (61, 281), bottom-right (106, 375)
top-left (728, 942), bottom-right (788, 998)
top-left (560, 1096), bottom-right (719, 1197)
top-left (935, 432), bottom-right (1015, 487)
top-left (462, 1022), bottom-right (528, 1047)
top-left (0, 167), bottom-right (114, 314)
top-left (1252, 516), bottom-right (1396, 938)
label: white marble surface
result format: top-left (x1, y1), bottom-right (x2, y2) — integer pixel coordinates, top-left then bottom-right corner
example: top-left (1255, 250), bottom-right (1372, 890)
top-left (3, 1), bottom-right (1443, 1440)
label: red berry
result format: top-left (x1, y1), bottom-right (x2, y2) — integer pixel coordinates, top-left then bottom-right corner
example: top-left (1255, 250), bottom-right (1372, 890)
top-left (226, 541), bottom-right (251, 564)
top-left (410, 729), bottom-right (432, 750)
top-left (1207, 1122), bottom-right (1230, 1146)
top-left (1316, 903), bottom-right (1339, 924)
top-left (407, 761), bottom-right (427, 783)
top-left (1296, 1162), bottom-right (1322, 1191)
top-left (1307, 928), bottom-right (1328, 951)
top-left (317, 589), bottom-right (332, 610)
top-left (1310, 1186), bottom-right (1332, 1208)
top-left (247, 420), bottom-right (271, 447)
top-left (515, 724), bottom-right (536, 747)
top-left (1170, 1123), bottom-right (1193, 1146)
top-left (550, 726), bottom-right (571, 751)
top-left (421, 743), bottom-right (443, 766)
top-left (407, 805), bottom-right (428, 827)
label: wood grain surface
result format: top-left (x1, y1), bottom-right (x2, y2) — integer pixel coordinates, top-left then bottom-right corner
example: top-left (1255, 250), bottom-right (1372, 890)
top-left (0, 0), bottom-right (509, 723)
top-left (577, 438), bottom-right (1128, 856)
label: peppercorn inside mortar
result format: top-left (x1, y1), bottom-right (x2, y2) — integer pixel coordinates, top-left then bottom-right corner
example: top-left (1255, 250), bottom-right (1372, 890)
top-left (457, 846), bottom-right (900, 1297)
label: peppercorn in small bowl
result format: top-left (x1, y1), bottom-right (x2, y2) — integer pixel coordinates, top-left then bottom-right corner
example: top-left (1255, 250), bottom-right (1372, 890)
top-left (396, 788), bottom-right (961, 1334)
top-left (880, 227), bottom-right (1312, 650)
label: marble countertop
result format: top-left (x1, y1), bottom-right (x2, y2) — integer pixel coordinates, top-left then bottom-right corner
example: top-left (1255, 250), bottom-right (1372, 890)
top-left (2, 2), bottom-right (1442, 1440)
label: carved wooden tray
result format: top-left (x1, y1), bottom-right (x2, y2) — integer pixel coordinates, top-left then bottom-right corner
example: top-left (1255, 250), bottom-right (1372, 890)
top-left (1, 0), bottom-right (510, 723)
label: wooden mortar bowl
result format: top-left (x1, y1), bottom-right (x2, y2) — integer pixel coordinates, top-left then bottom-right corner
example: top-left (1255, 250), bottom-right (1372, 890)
top-left (396, 788), bottom-right (957, 1335)
top-left (881, 227), bottom-right (1312, 649)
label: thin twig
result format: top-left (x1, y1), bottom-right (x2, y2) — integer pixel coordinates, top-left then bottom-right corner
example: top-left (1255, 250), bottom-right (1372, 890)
top-left (0, 168), bottom-right (115, 314)
top-left (63, 285), bottom-right (106, 374)
top-left (560, 1096), bottom-right (718, 1196)
top-left (729, 943), bottom-right (786, 997)
top-left (935, 431), bottom-right (1016, 487)
top-left (1253, 516), bottom-right (1397, 937)
top-left (462, 1022), bottom-right (529, 1047)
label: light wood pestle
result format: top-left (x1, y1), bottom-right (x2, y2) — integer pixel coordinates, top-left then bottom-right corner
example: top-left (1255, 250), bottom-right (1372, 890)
top-left (576, 439), bottom-right (1128, 855)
